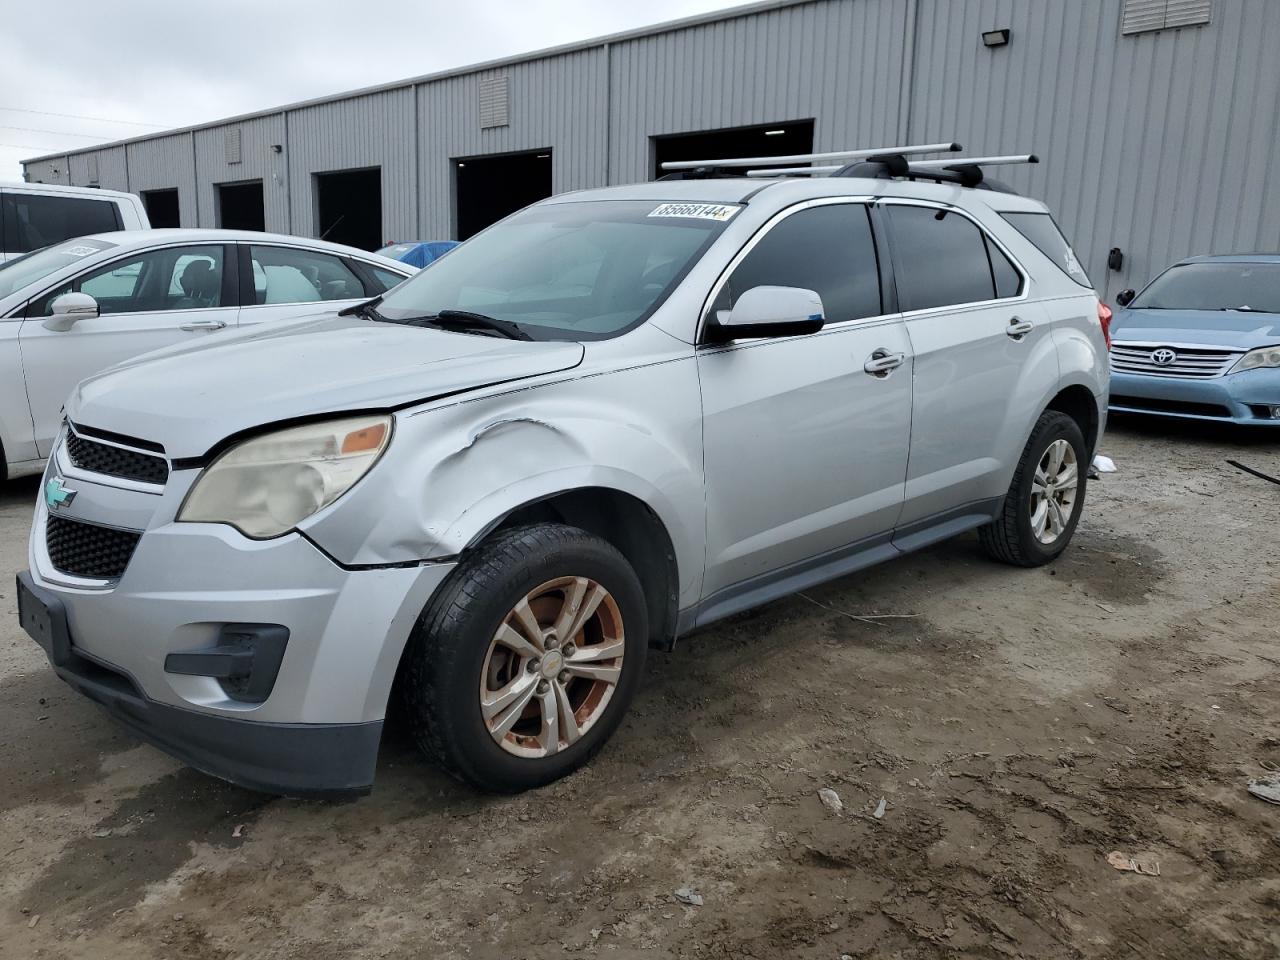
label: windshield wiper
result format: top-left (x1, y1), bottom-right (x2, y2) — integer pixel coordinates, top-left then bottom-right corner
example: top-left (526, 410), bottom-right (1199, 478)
top-left (338, 296), bottom-right (384, 322)
top-left (399, 310), bottom-right (533, 341)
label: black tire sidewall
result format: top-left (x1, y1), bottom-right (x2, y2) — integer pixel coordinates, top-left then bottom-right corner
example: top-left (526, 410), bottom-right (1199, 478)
top-left (1010, 414), bottom-right (1088, 564)
top-left (416, 527), bottom-right (648, 792)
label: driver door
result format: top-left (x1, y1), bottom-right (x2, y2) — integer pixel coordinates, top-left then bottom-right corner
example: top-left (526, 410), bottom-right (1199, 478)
top-left (697, 200), bottom-right (914, 605)
top-left (18, 243), bottom-right (237, 454)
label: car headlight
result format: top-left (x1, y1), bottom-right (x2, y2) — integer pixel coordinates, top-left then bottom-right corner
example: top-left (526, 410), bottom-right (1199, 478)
top-left (1231, 346), bottom-right (1280, 374)
top-left (178, 415), bottom-right (391, 538)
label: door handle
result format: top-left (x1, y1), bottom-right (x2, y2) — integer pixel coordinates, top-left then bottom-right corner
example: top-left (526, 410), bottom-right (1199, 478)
top-left (179, 319), bottom-right (227, 332)
top-left (863, 349), bottom-right (906, 376)
top-left (1006, 317), bottom-right (1035, 339)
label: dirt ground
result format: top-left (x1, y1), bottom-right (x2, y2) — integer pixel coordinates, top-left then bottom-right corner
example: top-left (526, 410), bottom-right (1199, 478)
top-left (1, 416), bottom-right (1277, 960)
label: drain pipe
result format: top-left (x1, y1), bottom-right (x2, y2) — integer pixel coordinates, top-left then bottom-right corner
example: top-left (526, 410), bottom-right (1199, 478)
top-left (898, 0), bottom-right (921, 144)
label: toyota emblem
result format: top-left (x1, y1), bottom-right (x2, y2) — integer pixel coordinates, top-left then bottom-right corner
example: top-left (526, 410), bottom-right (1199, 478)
top-left (1151, 348), bottom-right (1177, 366)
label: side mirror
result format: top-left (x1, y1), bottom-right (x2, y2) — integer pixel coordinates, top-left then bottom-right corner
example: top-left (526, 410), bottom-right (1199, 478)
top-left (705, 285), bottom-right (825, 343)
top-left (43, 292), bottom-right (99, 331)
top-left (1115, 288), bottom-right (1136, 308)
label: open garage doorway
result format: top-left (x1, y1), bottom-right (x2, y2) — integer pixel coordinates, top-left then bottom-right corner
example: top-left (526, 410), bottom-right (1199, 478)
top-left (652, 120), bottom-right (815, 178)
top-left (315, 167), bottom-right (382, 251)
top-left (216, 180), bottom-right (265, 231)
top-left (141, 188), bottom-right (180, 228)
top-left (455, 150), bottom-right (552, 241)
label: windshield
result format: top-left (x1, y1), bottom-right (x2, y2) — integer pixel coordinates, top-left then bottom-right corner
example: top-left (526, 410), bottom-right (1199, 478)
top-left (1130, 262), bottom-right (1280, 313)
top-left (376, 200), bottom-right (738, 340)
top-left (0, 238), bottom-right (115, 300)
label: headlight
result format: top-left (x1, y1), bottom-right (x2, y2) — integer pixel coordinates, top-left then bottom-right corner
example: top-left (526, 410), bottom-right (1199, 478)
top-left (178, 415), bottom-right (391, 538)
top-left (1231, 346), bottom-right (1280, 374)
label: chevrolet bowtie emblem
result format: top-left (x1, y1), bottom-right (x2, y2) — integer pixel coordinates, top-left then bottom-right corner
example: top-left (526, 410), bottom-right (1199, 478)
top-left (45, 477), bottom-right (77, 510)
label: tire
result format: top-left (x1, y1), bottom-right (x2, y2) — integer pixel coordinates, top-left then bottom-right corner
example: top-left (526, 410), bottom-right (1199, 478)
top-left (979, 410), bottom-right (1088, 567)
top-left (400, 523), bottom-right (648, 793)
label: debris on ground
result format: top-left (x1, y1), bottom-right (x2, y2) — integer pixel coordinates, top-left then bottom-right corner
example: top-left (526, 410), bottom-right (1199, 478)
top-left (873, 797), bottom-right (887, 820)
top-left (674, 888), bottom-right (704, 907)
top-left (1226, 459), bottom-right (1280, 486)
top-left (1106, 851), bottom-right (1161, 876)
top-left (231, 823), bottom-right (245, 839)
top-left (817, 787), bottom-right (844, 816)
top-left (1246, 774), bottom-right (1280, 805)
top-left (28, 914), bottom-right (40, 928)
top-left (1092, 454), bottom-right (1118, 473)
top-left (92, 828), bottom-right (112, 839)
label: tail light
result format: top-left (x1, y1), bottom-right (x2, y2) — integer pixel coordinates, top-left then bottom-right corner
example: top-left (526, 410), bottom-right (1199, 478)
top-left (1097, 301), bottom-right (1113, 350)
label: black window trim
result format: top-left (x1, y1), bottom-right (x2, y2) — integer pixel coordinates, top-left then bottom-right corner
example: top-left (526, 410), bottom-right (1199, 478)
top-left (878, 198), bottom-right (1030, 318)
top-left (696, 196), bottom-right (892, 346)
top-left (23, 241), bottom-right (239, 318)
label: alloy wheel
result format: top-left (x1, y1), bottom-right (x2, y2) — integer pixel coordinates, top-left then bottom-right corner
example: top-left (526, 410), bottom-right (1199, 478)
top-left (1029, 438), bottom-right (1079, 545)
top-left (479, 576), bottom-right (625, 758)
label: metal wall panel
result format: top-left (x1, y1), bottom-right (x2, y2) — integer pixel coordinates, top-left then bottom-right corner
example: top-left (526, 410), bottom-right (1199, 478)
top-left (908, 0), bottom-right (1280, 297)
top-left (69, 145), bottom-right (127, 190)
top-left (22, 157), bottom-right (70, 184)
top-left (287, 88), bottom-right (416, 242)
top-left (417, 48), bottom-right (608, 237)
top-left (607, 0), bottom-right (909, 184)
top-left (125, 133), bottom-right (198, 226)
top-left (193, 114), bottom-right (287, 230)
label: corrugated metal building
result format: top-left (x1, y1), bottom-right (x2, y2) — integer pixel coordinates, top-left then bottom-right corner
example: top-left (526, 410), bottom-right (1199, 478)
top-left (21, 0), bottom-right (1280, 297)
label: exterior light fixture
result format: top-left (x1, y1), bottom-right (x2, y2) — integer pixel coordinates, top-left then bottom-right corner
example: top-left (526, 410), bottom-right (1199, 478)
top-left (764, 129), bottom-right (785, 136)
top-left (982, 28), bottom-right (1011, 47)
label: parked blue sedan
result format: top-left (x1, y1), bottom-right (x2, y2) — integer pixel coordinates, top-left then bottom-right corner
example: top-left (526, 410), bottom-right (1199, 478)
top-left (1109, 254), bottom-right (1280, 426)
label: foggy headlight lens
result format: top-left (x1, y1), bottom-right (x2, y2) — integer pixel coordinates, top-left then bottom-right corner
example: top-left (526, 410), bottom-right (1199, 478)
top-left (178, 415), bottom-right (392, 538)
top-left (1231, 347), bottom-right (1280, 373)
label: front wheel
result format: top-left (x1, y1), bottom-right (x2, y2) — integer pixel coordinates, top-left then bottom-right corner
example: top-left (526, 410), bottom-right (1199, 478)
top-left (400, 523), bottom-right (648, 792)
top-left (979, 410), bottom-right (1088, 567)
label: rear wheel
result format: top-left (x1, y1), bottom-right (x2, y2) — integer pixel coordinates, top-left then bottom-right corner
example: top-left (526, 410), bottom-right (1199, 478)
top-left (980, 411), bottom-right (1088, 567)
top-left (400, 523), bottom-right (647, 792)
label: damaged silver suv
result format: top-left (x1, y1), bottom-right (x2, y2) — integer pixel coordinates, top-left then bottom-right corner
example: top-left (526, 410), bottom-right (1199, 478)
top-left (18, 147), bottom-right (1110, 795)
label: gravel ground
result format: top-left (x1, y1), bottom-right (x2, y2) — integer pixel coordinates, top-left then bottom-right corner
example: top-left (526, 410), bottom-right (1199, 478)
top-left (1, 415), bottom-right (1277, 960)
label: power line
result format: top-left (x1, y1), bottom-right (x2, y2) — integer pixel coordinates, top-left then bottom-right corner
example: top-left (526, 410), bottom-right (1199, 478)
top-left (0, 141), bottom-right (73, 152)
top-left (0, 124), bottom-right (112, 140)
top-left (0, 105), bottom-right (166, 128)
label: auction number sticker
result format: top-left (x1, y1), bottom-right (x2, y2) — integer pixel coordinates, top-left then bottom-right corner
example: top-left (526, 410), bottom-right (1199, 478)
top-left (648, 202), bottom-right (741, 221)
top-left (63, 245), bottom-right (102, 257)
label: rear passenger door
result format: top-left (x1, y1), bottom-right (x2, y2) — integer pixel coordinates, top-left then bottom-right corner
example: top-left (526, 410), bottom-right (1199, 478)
top-left (881, 201), bottom-right (1054, 528)
top-left (698, 200), bottom-right (914, 601)
top-left (237, 244), bottom-right (385, 326)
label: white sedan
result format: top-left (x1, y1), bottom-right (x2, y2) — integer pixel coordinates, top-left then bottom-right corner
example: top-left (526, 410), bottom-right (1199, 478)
top-left (0, 229), bottom-right (415, 479)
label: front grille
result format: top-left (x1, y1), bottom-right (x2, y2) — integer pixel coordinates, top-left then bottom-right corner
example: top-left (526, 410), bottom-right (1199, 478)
top-left (1110, 394), bottom-right (1233, 418)
top-left (65, 430), bottom-right (169, 485)
top-left (45, 515), bottom-right (141, 580)
top-left (1110, 343), bottom-right (1242, 379)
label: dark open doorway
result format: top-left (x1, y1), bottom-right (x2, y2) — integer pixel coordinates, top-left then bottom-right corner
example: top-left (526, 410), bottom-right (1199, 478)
top-left (652, 120), bottom-right (816, 178)
top-left (455, 150), bottom-right (552, 241)
top-left (216, 180), bottom-right (265, 231)
top-left (141, 188), bottom-right (180, 228)
top-left (315, 168), bottom-right (382, 251)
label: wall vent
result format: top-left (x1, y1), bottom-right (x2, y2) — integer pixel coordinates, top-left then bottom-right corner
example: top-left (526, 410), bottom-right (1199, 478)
top-left (479, 76), bottom-right (510, 129)
top-left (1122, 0), bottom-right (1211, 35)
top-left (85, 154), bottom-right (99, 184)
top-left (225, 127), bottom-right (242, 164)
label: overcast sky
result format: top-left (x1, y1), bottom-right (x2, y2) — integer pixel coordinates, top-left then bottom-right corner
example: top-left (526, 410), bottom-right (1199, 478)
top-left (0, 0), bottom-right (737, 180)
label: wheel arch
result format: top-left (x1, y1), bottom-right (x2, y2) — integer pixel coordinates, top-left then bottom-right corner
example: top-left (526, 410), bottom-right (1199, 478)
top-left (1044, 383), bottom-right (1101, 456)
top-left (473, 486), bottom-right (681, 650)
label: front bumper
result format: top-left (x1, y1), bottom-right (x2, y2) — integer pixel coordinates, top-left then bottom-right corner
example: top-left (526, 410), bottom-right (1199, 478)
top-left (24, 457), bottom-right (457, 795)
top-left (1108, 367), bottom-right (1280, 425)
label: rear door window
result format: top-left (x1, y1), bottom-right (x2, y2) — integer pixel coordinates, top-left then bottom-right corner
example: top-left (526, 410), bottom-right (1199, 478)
top-left (1, 193), bottom-right (122, 253)
top-left (885, 205), bottom-right (1000, 312)
top-left (248, 245), bottom-right (367, 304)
top-left (710, 202), bottom-right (883, 324)
top-left (1001, 211), bottom-right (1091, 287)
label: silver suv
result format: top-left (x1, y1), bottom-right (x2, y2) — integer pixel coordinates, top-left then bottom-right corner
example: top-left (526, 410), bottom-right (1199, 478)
top-left (17, 147), bottom-right (1110, 796)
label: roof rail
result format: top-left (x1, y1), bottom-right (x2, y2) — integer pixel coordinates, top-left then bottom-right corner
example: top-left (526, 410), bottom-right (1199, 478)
top-left (829, 152), bottom-right (1038, 192)
top-left (743, 165), bottom-right (843, 177)
top-left (658, 142), bottom-right (962, 172)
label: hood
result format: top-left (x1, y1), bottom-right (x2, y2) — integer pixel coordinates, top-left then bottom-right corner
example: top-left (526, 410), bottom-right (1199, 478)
top-left (1112, 308), bottom-right (1280, 350)
top-left (67, 315), bottom-right (584, 458)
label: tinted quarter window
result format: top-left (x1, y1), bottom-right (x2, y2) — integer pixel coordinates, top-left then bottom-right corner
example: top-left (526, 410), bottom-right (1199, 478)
top-left (365, 265), bottom-right (409, 294)
top-left (1, 193), bottom-right (121, 254)
top-left (987, 237), bottom-right (1023, 299)
top-left (1001, 211), bottom-right (1092, 288)
top-left (714, 203), bottom-right (882, 323)
top-left (885, 205), bottom-right (996, 311)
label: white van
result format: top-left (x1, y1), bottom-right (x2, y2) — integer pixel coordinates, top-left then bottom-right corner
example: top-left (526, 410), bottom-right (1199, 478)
top-left (1, 182), bottom-right (149, 263)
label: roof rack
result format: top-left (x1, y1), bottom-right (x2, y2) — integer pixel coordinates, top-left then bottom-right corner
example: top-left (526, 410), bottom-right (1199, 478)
top-left (658, 142), bottom-right (962, 174)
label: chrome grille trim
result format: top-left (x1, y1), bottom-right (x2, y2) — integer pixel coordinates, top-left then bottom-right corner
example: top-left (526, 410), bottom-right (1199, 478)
top-left (1110, 341), bottom-right (1243, 379)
